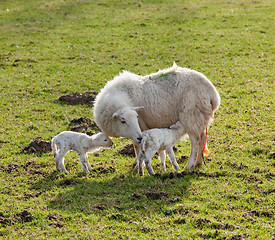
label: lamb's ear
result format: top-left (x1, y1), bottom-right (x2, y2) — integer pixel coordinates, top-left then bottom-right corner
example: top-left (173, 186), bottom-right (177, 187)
top-left (170, 124), bottom-right (180, 130)
top-left (132, 106), bottom-right (144, 112)
top-left (111, 112), bottom-right (119, 120)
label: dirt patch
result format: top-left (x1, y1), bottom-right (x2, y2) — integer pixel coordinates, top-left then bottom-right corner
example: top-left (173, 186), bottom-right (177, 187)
top-left (118, 144), bottom-right (135, 157)
top-left (230, 234), bottom-right (250, 240)
top-left (0, 216), bottom-right (10, 226)
top-left (47, 214), bottom-right (64, 228)
top-left (24, 190), bottom-right (45, 199)
top-left (177, 155), bottom-right (188, 163)
top-left (70, 123), bottom-right (100, 134)
top-left (54, 91), bottom-right (97, 106)
top-left (269, 152), bottom-right (275, 159)
top-left (164, 206), bottom-right (199, 216)
top-left (243, 210), bottom-right (274, 218)
top-left (131, 193), bottom-right (142, 200)
top-left (4, 161), bottom-right (42, 174)
top-left (69, 117), bottom-right (101, 133)
top-left (59, 179), bottom-right (78, 187)
top-left (92, 204), bottom-right (108, 210)
top-left (144, 188), bottom-right (168, 200)
top-left (17, 210), bottom-right (33, 222)
top-left (23, 138), bottom-right (51, 154)
top-left (90, 166), bottom-right (115, 174)
top-left (69, 117), bottom-right (91, 126)
top-left (195, 218), bottom-right (211, 228)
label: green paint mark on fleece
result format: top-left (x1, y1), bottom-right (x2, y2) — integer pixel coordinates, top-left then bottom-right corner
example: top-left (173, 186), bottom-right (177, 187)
top-left (158, 72), bottom-right (172, 80)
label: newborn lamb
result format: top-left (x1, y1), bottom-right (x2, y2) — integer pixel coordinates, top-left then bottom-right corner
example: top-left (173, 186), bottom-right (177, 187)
top-left (51, 131), bottom-right (113, 173)
top-left (138, 121), bottom-right (184, 176)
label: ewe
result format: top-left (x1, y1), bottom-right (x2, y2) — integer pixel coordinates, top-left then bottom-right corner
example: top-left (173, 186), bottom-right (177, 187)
top-left (137, 121), bottom-right (184, 176)
top-left (94, 63), bottom-right (220, 170)
top-left (51, 131), bottom-right (113, 173)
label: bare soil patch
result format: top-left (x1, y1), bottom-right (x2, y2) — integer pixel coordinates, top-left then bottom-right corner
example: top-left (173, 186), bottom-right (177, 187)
top-left (54, 91), bottom-right (98, 106)
top-left (69, 117), bottom-right (101, 133)
top-left (16, 210), bottom-right (33, 222)
top-left (23, 138), bottom-right (51, 154)
top-left (118, 144), bottom-right (135, 157)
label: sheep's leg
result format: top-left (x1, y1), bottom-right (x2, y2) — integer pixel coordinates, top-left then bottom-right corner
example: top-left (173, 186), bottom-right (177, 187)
top-left (159, 150), bottom-right (166, 172)
top-left (144, 150), bottom-right (156, 175)
top-left (166, 147), bottom-right (181, 171)
top-left (195, 130), bottom-right (207, 167)
top-left (79, 153), bottom-right (89, 173)
top-left (186, 134), bottom-right (200, 170)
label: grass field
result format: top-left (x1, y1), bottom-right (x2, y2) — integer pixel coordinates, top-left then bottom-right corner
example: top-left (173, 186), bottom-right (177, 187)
top-left (0, 0), bottom-right (274, 239)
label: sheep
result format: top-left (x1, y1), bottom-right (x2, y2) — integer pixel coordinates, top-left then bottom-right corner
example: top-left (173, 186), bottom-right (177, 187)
top-left (137, 121), bottom-right (184, 176)
top-left (93, 63), bottom-right (220, 170)
top-left (51, 131), bottom-right (113, 173)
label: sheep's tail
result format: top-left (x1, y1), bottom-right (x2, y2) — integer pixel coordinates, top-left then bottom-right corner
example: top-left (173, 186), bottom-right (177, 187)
top-left (210, 91), bottom-right (221, 113)
top-left (51, 138), bottom-right (57, 157)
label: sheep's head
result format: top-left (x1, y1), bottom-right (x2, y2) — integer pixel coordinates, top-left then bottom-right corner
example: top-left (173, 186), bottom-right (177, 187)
top-left (111, 106), bottom-right (143, 143)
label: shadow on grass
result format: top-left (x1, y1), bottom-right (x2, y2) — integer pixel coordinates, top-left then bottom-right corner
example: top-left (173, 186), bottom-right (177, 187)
top-left (31, 169), bottom-right (211, 216)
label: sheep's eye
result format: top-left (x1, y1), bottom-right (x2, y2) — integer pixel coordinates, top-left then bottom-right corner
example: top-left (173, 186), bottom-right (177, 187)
top-left (121, 118), bottom-right (126, 124)
top-left (104, 139), bottom-right (108, 142)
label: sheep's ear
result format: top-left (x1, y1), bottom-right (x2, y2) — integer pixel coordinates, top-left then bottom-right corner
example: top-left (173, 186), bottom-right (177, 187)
top-left (132, 106), bottom-right (144, 112)
top-left (111, 112), bottom-right (119, 120)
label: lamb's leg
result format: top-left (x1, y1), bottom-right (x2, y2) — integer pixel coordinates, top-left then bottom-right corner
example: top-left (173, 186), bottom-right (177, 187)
top-left (85, 153), bottom-right (92, 170)
top-left (132, 141), bottom-right (140, 169)
top-left (79, 153), bottom-right (89, 173)
top-left (166, 147), bottom-right (181, 171)
top-left (137, 151), bottom-right (144, 176)
top-left (132, 142), bottom-right (145, 170)
top-left (186, 134), bottom-right (200, 170)
top-left (195, 130), bottom-right (207, 167)
top-left (159, 150), bottom-right (166, 172)
top-left (144, 150), bottom-right (156, 175)
top-left (55, 149), bottom-right (67, 173)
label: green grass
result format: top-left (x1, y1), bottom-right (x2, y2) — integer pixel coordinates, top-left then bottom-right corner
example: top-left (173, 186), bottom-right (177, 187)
top-left (0, 0), bottom-right (274, 239)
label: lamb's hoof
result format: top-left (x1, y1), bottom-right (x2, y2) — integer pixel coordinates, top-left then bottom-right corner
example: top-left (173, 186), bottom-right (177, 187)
top-left (172, 165), bottom-right (181, 171)
top-left (132, 163), bottom-right (138, 170)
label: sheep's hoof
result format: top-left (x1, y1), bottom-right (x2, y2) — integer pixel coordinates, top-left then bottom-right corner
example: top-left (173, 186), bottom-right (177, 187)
top-left (185, 165), bottom-right (195, 171)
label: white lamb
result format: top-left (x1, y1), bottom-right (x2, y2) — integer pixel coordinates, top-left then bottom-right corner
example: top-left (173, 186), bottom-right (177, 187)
top-left (138, 121), bottom-right (184, 176)
top-left (51, 131), bottom-right (113, 173)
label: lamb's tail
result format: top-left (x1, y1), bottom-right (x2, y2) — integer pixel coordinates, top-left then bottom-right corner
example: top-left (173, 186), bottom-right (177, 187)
top-left (51, 138), bottom-right (57, 157)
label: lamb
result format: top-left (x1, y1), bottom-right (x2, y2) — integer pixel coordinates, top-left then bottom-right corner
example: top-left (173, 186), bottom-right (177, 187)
top-left (137, 121), bottom-right (184, 176)
top-left (51, 131), bottom-right (113, 173)
top-left (93, 63), bottom-right (220, 170)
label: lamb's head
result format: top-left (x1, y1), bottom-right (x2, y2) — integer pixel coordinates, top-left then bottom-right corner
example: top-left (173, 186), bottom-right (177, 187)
top-left (111, 106), bottom-right (143, 143)
top-left (170, 121), bottom-right (185, 134)
top-left (93, 133), bottom-right (113, 147)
